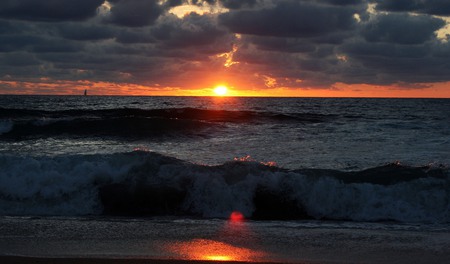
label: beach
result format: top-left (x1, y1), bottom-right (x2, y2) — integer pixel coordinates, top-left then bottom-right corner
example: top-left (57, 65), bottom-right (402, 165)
top-left (1, 96), bottom-right (449, 264)
top-left (0, 256), bottom-right (281, 264)
top-left (1, 216), bottom-right (449, 264)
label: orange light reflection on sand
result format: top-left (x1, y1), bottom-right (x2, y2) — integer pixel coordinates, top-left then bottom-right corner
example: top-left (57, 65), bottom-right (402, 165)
top-left (165, 239), bottom-right (265, 262)
top-left (164, 216), bottom-right (266, 262)
top-left (204, 255), bottom-right (232, 261)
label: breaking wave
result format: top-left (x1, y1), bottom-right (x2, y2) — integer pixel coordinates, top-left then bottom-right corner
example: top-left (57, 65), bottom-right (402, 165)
top-left (0, 151), bottom-right (448, 223)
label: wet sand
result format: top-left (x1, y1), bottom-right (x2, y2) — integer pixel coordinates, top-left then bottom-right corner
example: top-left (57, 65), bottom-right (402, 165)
top-left (1, 217), bottom-right (449, 264)
top-left (0, 256), bottom-right (286, 264)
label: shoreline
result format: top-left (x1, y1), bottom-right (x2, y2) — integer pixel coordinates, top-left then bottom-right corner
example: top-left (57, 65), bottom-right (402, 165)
top-left (1, 217), bottom-right (449, 264)
top-left (0, 256), bottom-right (290, 264)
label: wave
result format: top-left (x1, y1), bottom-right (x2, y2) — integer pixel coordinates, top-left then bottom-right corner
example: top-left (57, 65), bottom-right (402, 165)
top-left (0, 107), bottom-right (331, 140)
top-left (0, 107), bottom-right (332, 122)
top-left (0, 117), bottom-right (216, 140)
top-left (0, 151), bottom-right (448, 223)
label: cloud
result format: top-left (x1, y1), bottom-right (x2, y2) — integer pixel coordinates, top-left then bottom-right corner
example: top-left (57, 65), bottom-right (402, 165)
top-left (55, 22), bottom-right (115, 41)
top-left (0, 0), bottom-right (104, 21)
top-left (362, 13), bottom-right (445, 44)
top-left (0, 33), bottom-right (84, 53)
top-left (151, 13), bottom-right (229, 50)
top-left (106, 0), bottom-right (164, 27)
top-left (0, 52), bottom-right (40, 66)
top-left (374, 0), bottom-right (450, 15)
top-left (165, 0), bottom-right (184, 8)
top-left (220, 0), bottom-right (259, 9)
top-left (0, 0), bottom-right (449, 95)
top-left (338, 36), bottom-right (450, 85)
top-left (245, 36), bottom-right (317, 53)
top-left (321, 0), bottom-right (362, 5)
top-left (219, 1), bottom-right (358, 38)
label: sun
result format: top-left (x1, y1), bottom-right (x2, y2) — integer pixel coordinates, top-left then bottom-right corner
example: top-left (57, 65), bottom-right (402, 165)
top-left (213, 85), bottom-right (228, 96)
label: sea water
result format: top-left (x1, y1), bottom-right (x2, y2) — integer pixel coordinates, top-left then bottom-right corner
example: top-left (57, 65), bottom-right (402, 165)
top-left (0, 95), bottom-right (449, 263)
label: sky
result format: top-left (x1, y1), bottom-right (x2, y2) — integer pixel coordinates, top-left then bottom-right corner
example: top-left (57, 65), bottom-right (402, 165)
top-left (0, 0), bottom-right (450, 97)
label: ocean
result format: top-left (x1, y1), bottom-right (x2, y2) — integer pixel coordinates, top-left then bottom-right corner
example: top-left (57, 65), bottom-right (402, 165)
top-left (0, 95), bottom-right (449, 263)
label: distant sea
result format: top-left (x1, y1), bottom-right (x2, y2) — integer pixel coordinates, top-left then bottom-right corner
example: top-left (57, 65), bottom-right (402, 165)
top-left (0, 95), bottom-right (449, 263)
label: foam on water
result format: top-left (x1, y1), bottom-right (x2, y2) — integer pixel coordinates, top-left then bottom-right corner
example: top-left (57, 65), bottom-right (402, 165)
top-left (1, 151), bottom-right (448, 223)
top-left (0, 152), bottom-right (148, 215)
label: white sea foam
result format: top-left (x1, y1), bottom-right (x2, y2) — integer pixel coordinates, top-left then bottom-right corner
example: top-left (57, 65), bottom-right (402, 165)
top-left (0, 152), bottom-right (148, 215)
top-left (0, 151), bottom-right (448, 223)
top-left (182, 167), bottom-right (449, 223)
top-left (290, 174), bottom-right (449, 223)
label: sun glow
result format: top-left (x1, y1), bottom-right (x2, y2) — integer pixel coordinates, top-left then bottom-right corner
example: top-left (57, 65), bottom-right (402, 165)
top-left (213, 85), bottom-right (228, 96)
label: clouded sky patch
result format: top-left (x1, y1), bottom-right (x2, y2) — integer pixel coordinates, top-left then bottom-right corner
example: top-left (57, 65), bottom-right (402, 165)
top-left (0, 0), bottom-right (104, 21)
top-left (0, 0), bottom-right (449, 97)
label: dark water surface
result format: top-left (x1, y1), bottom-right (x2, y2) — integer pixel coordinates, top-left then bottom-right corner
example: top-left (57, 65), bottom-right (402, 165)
top-left (0, 96), bottom-right (449, 262)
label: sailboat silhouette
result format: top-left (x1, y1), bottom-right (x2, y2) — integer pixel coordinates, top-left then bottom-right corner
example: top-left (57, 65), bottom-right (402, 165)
top-left (84, 89), bottom-right (87, 96)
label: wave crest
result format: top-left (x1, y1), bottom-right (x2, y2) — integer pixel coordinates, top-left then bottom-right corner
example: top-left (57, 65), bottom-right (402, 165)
top-left (0, 151), bottom-right (448, 223)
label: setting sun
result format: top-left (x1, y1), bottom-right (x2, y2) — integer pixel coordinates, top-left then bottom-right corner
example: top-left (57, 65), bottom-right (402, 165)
top-left (213, 85), bottom-right (228, 96)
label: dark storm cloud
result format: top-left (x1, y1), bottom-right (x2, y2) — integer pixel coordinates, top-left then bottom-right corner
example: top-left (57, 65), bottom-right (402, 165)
top-left (321, 0), bottom-right (361, 5)
top-left (0, 52), bottom-right (40, 66)
top-left (106, 0), bottom-right (164, 27)
top-left (165, 0), bottom-right (184, 7)
top-left (115, 28), bottom-right (155, 44)
top-left (219, 1), bottom-right (358, 37)
top-left (0, 0), bottom-right (449, 92)
top-left (362, 13), bottom-right (445, 44)
top-left (185, 0), bottom-right (261, 9)
top-left (0, 33), bottom-right (84, 53)
top-left (0, 0), bottom-right (229, 80)
top-left (220, 0), bottom-right (258, 9)
top-left (215, 0), bottom-right (450, 87)
top-left (55, 23), bottom-right (115, 41)
top-left (342, 41), bottom-right (430, 59)
top-left (151, 13), bottom-right (229, 50)
top-left (0, 35), bottom-right (40, 52)
top-left (374, 0), bottom-right (450, 16)
top-left (330, 7), bottom-right (450, 85)
top-left (0, 19), bottom-right (21, 34)
top-left (0, 0), bottom-right (104, 21)
top-left (338, 40), bottom-right (450, 85)
top-left (246, 36), bottom-right (317, 53)
top-left (196, 0), bottom-right (361, 9)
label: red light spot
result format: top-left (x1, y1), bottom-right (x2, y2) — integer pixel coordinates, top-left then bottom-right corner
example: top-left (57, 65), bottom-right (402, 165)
top-left (230, 211), bottom-right (244, 222)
